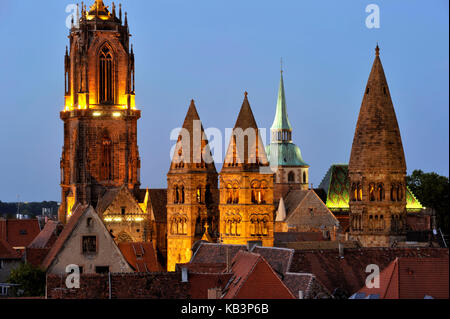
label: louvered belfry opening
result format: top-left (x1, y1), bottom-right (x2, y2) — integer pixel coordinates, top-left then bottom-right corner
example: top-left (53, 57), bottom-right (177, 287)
top-left (101, 132), bottom-right (112, 181)
top-left (99, 45), bottom-right (114, 104)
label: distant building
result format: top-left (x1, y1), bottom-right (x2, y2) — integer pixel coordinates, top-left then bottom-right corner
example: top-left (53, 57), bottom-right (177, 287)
top-left (266, 70), bottom-right (309, 202)
top-left (275, 189), bottom-right (339, 236)
top-left (0, 239), bottom-right (22, 283)
top-left (0, 219), bottom-right (41, 252)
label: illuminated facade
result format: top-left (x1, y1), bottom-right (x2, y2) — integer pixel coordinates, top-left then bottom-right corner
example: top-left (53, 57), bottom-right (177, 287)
top-left (348, 46), bottom-right (408, 247)
top-left (166, 100), bottom-right (219, 271)
top-left (59, 1), bottom-right (142, 231)
top-left (219, 93), bottom-right (275, 247)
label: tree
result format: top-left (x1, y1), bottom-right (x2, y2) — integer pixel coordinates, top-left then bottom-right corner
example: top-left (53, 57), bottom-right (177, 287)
top-left (7, 263), bottom-right (46, 297)
top-left (407, 170), bottom-right (449, 235)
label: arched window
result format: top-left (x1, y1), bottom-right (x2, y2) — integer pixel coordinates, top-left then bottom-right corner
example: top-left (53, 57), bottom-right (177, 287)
top-left (196, 186), bottom-right (202, 203)
top-left (226, 184), bottom-right (233, 204)
top-left (205, 185), bottom-right (212, 204)
top-left (377, 184), bottom-right (383, 201)
top-left (369, 215), bottom-right (373, 230)
top-left (303, 171), bottom-right (307, 184)
top-left (390, 184), bottom-right (396, 201)
top-left (232, 185), bottom-right (239, 204)
top-left (397, 184), bottom-right (403, 201)
top-left (369, 183), bottom-right (375, 201)
top-left (288, 171), bottom-right (295, 183)
top-left (100, 132), bottom-right (112, 180)
top-left (99, 45), bottom-right (114, 104)
top-left (174, 185), bottom-right (179, 204)
top-left (351, 183), bottom-right (357, 201)
top-left (181, 186), bottom-right (185, 204)
top-left (357, 183), bottom-right (363, 201)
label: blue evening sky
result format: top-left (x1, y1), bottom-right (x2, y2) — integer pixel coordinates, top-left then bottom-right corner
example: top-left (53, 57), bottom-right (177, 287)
top-left (0, 0), bottom-right (448, 202)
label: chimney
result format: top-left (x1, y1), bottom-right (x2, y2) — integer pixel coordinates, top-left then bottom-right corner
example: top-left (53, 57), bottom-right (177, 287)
top-left (338, 242), bottom-right (344, 258)
top-left (246, 240), bottom-right (262, 252)
top-left (298, 290), bottom-right (304, 299)
top-left (207, 287), bottom-right (222, 299)
top-left (181, 267), bottom-right (188, 282)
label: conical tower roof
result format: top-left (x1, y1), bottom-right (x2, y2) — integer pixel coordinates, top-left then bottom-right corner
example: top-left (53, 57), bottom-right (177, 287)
top-left (271, 71), bottom-right (292, 131)
top-left (349, 46), bottom-right (406, 173)
top-left (222, 92), bottom-right (269, 172)
top-left (169, 100), bottom-right (217, 174)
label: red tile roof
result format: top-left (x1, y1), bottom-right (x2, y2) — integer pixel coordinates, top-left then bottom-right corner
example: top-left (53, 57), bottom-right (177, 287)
top-left (0, 219), bottom-right (41, 249)
top-left (118, 242), bottom-right (162, 272)
top-left (188, 273), bottom-right (233, 299)
top-left (222, 251), bottom-right (295, 299)
top-left (357, 257), bottom-right (449, 299)
top-left (289, 247), bottom-right (449, 297)
top-left (27, 220), bottom-right (62, 249)
top-left (0, 238), bottom-right (21, 259)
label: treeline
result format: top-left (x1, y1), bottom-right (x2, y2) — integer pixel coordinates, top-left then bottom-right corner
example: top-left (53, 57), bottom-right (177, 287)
top-left (0, 201), bottom-right (59, 218)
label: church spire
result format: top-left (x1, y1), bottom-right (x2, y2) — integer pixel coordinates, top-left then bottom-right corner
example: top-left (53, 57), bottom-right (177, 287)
top-left (271, 69), bottom-right (292, 133)
top-left (349, 45), bottom-right (406, 173)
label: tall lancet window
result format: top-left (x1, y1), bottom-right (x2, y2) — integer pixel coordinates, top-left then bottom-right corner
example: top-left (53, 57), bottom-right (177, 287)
top-left (99, 46), bottom-right (114, 104)
top-left (101, 132), bottom-right (112, 181)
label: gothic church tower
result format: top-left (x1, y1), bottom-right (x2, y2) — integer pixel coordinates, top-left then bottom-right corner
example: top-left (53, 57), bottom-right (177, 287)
top-left (166, 100), bottom-right (219, 271)
top-left (349, 46), bottom-right (407, 247)
top-left (59, 0), bottom-right (141, 223)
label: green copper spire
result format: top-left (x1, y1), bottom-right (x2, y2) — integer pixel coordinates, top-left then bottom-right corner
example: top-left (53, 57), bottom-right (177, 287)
top-left (266, 67), bottom-right (308, 167)
top-left (271, 70), bottom-right (292, 131)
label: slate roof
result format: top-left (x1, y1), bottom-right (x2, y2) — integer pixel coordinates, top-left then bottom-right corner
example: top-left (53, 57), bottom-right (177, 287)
top-left (190, 243), bottom-right (247, 264)
top-left (147, 189), bottom-right (167, 223)
top-left (118, 242), bottom-right (162, 272)
top-left (0, 219), bottom-right (41, 249)
top-left (355, 257), bottom-right (449, 299)
top-left (274, 232), bottom-right (326, 244)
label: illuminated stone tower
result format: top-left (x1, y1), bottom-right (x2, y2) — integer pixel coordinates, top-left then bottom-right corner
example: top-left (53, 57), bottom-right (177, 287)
top-left (266, 69), bottom-right (309, 203)
top-left (349, 46), bottom-right (407, 247)
top-left (166, 100), bottom-right (219, 271)
top-left (59, 0), bottom-right (141, 223)
top-left (219, 92), bottom-right (274, 247)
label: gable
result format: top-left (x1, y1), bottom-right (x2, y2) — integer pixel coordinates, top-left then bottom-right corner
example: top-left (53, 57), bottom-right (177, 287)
top-left (101, 187), bottom-right (145, 218)
top-left (46, 206), bottom-right (132, 274)
top-left (235, 257), bottom-right (294, 299)
top-left (285, 191), bottom-right (339, 229)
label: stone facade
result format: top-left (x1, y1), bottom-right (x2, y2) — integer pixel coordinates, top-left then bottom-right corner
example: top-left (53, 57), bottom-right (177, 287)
top-left (219, 93), bottom-right (275, 247)
top-left (348, 46), bottom-right (407, 247)
top-left (59, 0), bottom-right (141, 224)
top-left (166, 101), bottom-right (219, 271)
